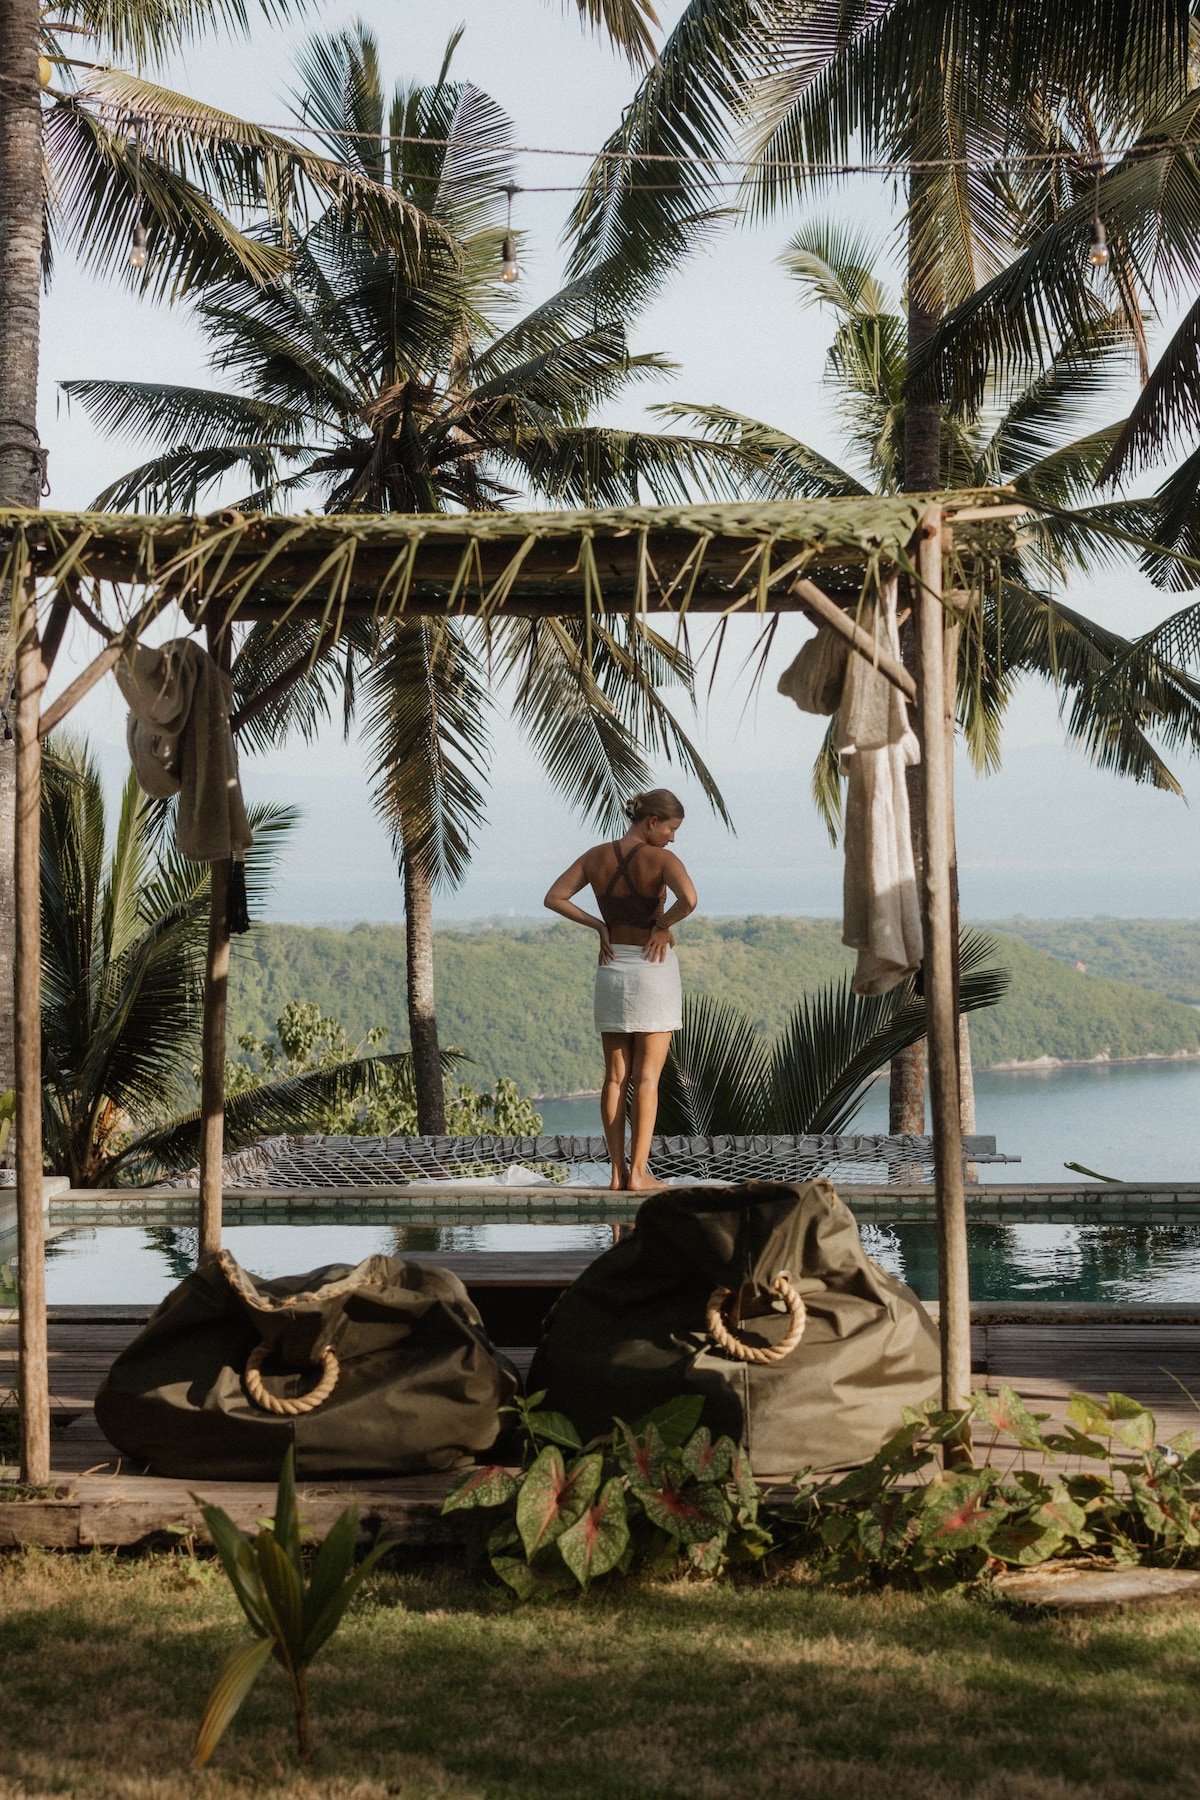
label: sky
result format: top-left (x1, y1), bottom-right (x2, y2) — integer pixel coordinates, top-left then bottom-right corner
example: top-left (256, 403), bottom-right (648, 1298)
top-left (37, 0), bottom-right (1200, 925)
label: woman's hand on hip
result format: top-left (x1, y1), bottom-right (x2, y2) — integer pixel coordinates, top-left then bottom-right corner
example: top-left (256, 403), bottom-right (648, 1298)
top-left (597, 926), bottom-right (615, 965)
top-left (642, 926), bottom-right (673, 964)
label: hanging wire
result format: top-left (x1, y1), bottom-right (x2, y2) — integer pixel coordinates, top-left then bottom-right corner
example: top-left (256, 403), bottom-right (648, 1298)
top-left (86, 97), bottom-right (1200, 181)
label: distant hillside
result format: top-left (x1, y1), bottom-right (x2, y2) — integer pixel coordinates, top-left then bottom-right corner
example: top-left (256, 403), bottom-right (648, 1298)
top-left (227, 917), bottom-right (1200, 1095)
top-left (988, 918), bottom-right (1200, 1005)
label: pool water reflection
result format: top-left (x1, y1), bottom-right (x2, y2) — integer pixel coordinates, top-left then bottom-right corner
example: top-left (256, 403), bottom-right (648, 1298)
top-left (28, 1216), bottom-right (1200, 1307)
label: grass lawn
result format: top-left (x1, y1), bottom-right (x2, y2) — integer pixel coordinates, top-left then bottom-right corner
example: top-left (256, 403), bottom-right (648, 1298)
top-left (2, 1550), bottom-right (1200, 1800)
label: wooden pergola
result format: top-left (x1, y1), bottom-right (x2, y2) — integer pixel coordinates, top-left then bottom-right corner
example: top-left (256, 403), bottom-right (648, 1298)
top-left (3, 490), bottom-right (1022, 1483)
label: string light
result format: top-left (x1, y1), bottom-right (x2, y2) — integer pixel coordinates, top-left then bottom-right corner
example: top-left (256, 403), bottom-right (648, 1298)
top-left (128, 123), bottom-right (147, 268)
top-left (1088, 164), bottom-right (1110, 267)
top-left (500, 183), bottom-right (520, 283)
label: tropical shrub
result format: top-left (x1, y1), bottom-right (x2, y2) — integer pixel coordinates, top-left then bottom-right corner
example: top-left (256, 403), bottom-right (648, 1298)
top-left (194, 1446), bottom-right (387, 1767)
top-left (658, 932), bottom-right (1009, 1135)
top-left (227, 1002), bottom-right (543, 1137)
top-left (783, 1387), bottom-right (1200, 1587)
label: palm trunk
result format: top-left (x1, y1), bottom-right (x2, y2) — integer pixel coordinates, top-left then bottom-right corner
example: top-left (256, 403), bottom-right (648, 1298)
top-left (0, 0), bottom-right (45, 1111)
top-left (403, 854), bottom-right (445, 1135)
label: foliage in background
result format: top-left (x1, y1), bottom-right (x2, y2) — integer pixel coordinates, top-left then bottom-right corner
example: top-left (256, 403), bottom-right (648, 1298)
top-left (215, 915), bottom-right (1200, 1103)
top-left (227, 1001), bottom-right (543, 1137)
top-left (657, 932), bottom-right (1009, 1136)
top-left (444, 1393), bottom-right (770, 1596)
top-left (446, 1387), bottom-right (1200, 1600)
top-left (194, 1445), bottom-right (387, 1767)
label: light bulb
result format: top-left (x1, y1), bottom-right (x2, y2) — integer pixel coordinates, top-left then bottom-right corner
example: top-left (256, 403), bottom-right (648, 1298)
top-left (128, 221), bottom-right (147, 268)
top-left (500, 231), bottom-right (519, 284)
top-left (1088, 218), bottom-right (1109, 268)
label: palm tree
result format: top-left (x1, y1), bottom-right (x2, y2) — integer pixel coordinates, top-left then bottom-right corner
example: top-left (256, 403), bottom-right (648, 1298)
top-left (560, 0), bottom-right (1196, 1131)
top-left (0, 0), bottom-right (467, 1112)
top-left (40, 735), bottom-right (427, 1184)
top-left (659, 931), bottom-right (1009, 1135)
top-left (64, 26), bottom-right (748, 1133)
top-left (665, 222), bottom-right (1200, 810)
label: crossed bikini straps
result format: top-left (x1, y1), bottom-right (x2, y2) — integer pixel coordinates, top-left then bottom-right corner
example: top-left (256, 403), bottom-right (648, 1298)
top-left (599, 840), bottom-right (664, 927)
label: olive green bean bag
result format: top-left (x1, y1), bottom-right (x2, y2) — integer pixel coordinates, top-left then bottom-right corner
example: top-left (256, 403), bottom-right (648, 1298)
top-left (527, 1180), bottom-right (941, 1476)
top-left (94, 1250), bottom-right (516, 1480)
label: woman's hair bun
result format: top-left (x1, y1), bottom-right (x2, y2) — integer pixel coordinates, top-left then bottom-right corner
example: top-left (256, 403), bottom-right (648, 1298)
top-left (625, 787), bottom-right (685, 824)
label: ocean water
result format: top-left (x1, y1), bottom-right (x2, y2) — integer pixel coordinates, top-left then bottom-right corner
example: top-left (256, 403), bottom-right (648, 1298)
top-left (538, 1058), bottom-right (1200, 1186)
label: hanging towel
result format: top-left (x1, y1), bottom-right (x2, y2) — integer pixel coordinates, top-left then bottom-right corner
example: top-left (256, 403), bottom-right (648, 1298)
top-left (116, 638), bottom-right (253, 864)
top-left (833, 581), bottom-right (923, 996)
top-left (776, 620), bottom-right (849, 715)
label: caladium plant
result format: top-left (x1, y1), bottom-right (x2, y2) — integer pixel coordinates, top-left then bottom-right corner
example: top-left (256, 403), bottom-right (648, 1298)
top-left (443, 1392), bottom-right (770, 1595)
top-left (782, 1386), bottom-right (1200, 1585)
top-left (448, 1383), bottom-right (1200, 1598)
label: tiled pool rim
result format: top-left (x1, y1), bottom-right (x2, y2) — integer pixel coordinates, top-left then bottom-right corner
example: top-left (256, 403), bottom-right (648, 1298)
top-left (22, 1180), bottom-right (1200, 1227)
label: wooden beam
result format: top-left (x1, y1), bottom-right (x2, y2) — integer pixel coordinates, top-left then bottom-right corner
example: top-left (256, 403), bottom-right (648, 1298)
top-left (914, 507), bottom-right (971, 1458)
top-left (37, 641), bottom-right (121, 740)
top-left (196, 620), bottom-right (232, 1254)
top-left (38, 589), bottom-right (73, 678)
top-left (12, 576), bottom-right (49, 1485)
top-left (789, 577), bottom-right (918, 703)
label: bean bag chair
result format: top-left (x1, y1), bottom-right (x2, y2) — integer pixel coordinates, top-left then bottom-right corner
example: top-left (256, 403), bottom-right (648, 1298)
top-left (94, 1249), bottom-right (516, 1480)
top-left (528, 1179), bottom-right (940, 1476)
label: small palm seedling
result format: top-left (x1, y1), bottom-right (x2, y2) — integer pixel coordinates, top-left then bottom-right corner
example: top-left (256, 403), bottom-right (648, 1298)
top-left (193, 1447), bottom-right (386, 1766)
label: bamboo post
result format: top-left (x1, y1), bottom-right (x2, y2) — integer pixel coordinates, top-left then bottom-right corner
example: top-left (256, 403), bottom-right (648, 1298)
top-left (13, 576), bottom-right (49, 1484)
top-left (914, 507), bottom-right (972, 1457)
top-left (196, 618), bottom-right (231, 1254)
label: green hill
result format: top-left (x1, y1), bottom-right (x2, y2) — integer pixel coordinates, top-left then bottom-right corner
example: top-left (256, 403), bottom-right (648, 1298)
top-left (226, 916), bottom-right (1200, 1095)
top-left (986, 918), bottom-right (1200, 1005)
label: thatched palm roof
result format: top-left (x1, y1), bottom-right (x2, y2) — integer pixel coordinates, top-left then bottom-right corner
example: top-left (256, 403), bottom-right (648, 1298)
top-left (1, 492), bottom-right (1019, 628)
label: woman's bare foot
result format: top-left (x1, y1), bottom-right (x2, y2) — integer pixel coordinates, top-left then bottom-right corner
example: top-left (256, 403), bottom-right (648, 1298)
top-left (626, 1171), bottom-right (666, 1192)
top-left (608, 1167), bottom-right (628, 1192)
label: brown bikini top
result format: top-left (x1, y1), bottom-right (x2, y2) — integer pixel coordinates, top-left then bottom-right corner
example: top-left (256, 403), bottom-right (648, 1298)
top-left (597, 840), bottom-right (665, 930)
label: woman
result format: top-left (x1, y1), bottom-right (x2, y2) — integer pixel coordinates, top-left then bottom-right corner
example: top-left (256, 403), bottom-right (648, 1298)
top-left (544, 789), bottom-right (697, 1192)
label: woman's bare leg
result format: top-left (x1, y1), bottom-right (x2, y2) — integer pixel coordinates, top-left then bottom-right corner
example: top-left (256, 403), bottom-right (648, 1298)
top-left (600, 1032), bottom-right (633, 1190)
top-left (627, 1031), bottom-right (672, 1192)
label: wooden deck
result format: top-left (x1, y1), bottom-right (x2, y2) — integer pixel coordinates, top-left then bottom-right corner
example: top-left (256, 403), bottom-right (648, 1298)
top-left (3, 1266), bottom-right (1200, 1547)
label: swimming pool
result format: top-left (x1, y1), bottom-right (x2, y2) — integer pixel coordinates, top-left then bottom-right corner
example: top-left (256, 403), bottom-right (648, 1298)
top-left (19, 1212), bottom-right (1200, 1307)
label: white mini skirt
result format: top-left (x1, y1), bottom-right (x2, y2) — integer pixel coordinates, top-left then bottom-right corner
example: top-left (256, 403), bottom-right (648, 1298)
top-left (594, 943), bottom-right (683, 1035)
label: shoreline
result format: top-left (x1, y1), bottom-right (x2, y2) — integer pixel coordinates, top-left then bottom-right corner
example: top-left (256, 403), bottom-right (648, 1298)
top-left (534, 1049), bottom-right (1200, 1103)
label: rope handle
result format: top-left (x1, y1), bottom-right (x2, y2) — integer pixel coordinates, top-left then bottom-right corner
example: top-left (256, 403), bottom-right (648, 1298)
top-left (243, 1342), bottom-right (340, 1416)
top-left (705, 1272), bottom-right (807, 1365)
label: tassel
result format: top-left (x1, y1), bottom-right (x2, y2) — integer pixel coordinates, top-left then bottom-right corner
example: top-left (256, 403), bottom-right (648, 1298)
top-left (227, 859), bottom-right (251, 935)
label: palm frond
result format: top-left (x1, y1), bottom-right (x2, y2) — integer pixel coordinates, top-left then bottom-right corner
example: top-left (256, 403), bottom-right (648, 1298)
top-left (1101, 295), bottom-right (1200, 482)
top-left (113, 1051), bottom-right (438, 1180)
top-left (652, 402), bottom-right (870, 497)
top-left (768, 933), bottom-right (1010, 1135)
top-left (360, 621), bottom-right (494, 890)
top-left (564, 0), bottom-right (771, 312)
top-left (657, 993), bottom-right (771, 1134)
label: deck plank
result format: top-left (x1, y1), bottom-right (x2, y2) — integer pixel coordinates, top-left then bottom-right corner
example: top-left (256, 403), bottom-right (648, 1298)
top-left (3, 1298), bottom-right (1200, 1542)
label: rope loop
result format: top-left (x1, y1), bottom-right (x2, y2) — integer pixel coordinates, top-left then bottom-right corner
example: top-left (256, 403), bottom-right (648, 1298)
top-left (705, 1272), bottom-right (807, 1365)
top-left (244, 1342), bottom-right (339, 1416)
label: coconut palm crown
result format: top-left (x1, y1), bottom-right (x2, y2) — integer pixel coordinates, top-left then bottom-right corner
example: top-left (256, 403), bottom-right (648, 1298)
top-left (64, 27), bottom-right (747, 1131)
top-left (661, 220), bottom-right (1200, 825)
